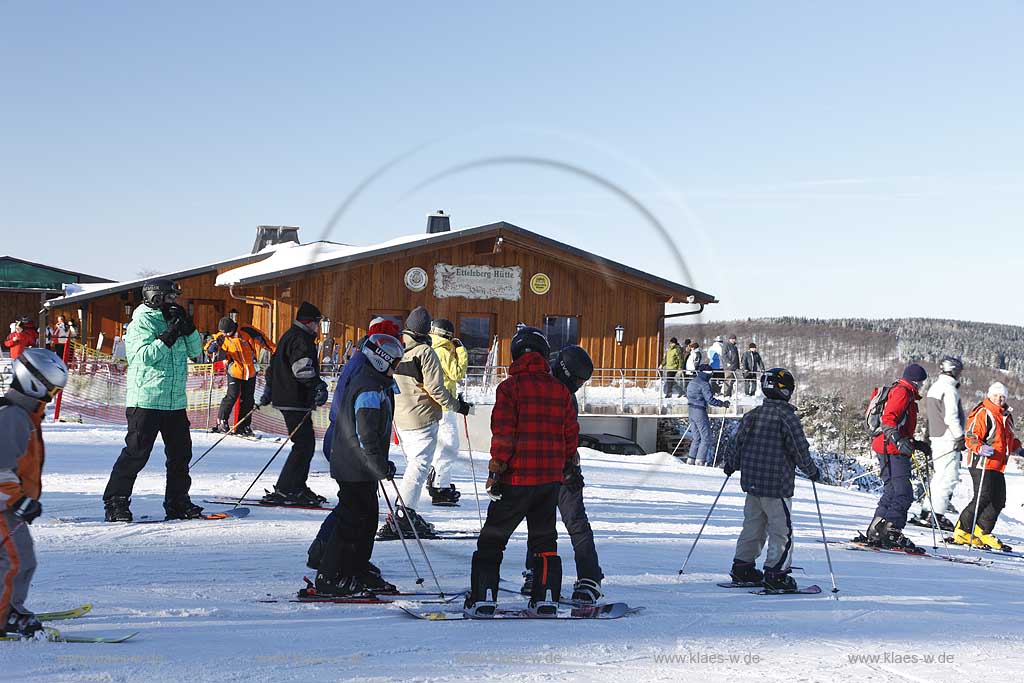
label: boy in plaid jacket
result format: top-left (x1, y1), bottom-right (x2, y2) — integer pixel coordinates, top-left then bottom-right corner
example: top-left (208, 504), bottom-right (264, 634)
top-left (465, 327), bottom-right (579, 617)
top-left (723, 368), bottom-right (819, 591)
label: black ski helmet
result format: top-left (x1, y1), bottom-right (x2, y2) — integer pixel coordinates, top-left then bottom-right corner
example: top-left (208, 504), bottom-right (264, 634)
top-left (761, 367), bottom-right (796, 401)
top-left (430, 318), bottom-right (455, 339)
top-left (218, 317), bottom-right (238, 334)
top-left (510, 326), bottom-right (550, 361)
top-left (550, 345), bottom-right (594, 392)
top-left (939, 356), bottom-right (964, 379)
top-left (141, 279), bottom-right (181, 308)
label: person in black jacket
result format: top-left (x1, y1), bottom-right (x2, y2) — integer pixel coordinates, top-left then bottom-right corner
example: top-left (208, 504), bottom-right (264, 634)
top-left (723, 368), bottom-right (819, 591)
top-left (260, 301), bottom-right (330, 506)
top-left (741, 343), bottom-right (766, 396)
top-left (314, 334), bottom-right (403, 596)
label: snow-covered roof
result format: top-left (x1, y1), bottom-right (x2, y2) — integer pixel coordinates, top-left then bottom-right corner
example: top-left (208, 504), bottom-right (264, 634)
top-left (215, 230), bottom-right (471, 286)
top-left (43, 248), bottom-right (279, 308)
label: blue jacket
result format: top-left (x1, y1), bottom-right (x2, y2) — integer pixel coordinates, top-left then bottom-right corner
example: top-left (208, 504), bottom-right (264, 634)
top-left (329, 360), bottom-right (397, 483)
top-left (687, 373), bottom-right (728, 410)
top-left (323, 352), bottom-right (369, 461)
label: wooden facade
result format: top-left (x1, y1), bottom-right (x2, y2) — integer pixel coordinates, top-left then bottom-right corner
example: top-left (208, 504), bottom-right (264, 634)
top-left (225, 223), bottom-right (716, 370)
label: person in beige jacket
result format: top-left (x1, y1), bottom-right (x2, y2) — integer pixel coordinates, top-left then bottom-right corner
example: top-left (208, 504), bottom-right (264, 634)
top-left (380, 307), bottom-right (469, 539)
top-left (426, 319), bottom-right (470, 506)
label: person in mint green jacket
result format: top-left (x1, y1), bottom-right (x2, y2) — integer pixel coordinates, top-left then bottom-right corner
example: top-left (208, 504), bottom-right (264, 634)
top-left (102, 279), bottom-right (205, 522)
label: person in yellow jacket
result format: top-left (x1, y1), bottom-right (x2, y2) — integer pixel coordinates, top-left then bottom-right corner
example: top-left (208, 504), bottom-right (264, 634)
top-left (204, 317), bottom-right (275, 437)
top-left (662, 337), bottom-right (685, 398)
top-left (426, 319), bottom-right (469, 506)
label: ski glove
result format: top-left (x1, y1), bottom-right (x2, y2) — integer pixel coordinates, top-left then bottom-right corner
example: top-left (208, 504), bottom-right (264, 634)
top-left (722, 463), bottom-right (736, 477)
top-left (452, 338), bottom-right (463, 348)
top-left (979, 445), bottom-right (996, 457)
top-left (456, 394), bottom-right (473, 416)
top-left (158, 320), bottom-right (182, 348)
top-left (896, 437), bottom-right (915, 456)
top-left (313, 379), bottom-right (329, 407)
top-left (486, 458), bottom-right (507, 502)
top-left (912, 439), bottom-right (932, 458)
top-left (12, 496), bottom-right (42, 524)
top-left (563, 464), bottom-right (584, 492)
top-left (953, 436), bottom-right (966, 452)
top-left (384, 460), bottom-right (397, 481)
top-left (806, 466), bottom-right (821, 482)
top-left (258, 388), bottom-right (272, 406)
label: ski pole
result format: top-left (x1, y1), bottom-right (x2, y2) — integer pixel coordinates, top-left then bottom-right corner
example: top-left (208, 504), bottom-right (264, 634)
top-left (711, 416), bottom-right (727, 467)
top-left (390, 480), bottom-right (445, 598)
top-left (379, 481), bottom-right (425, 585)
top-left (811, 480), bottom-right (840, 598)
top-left (192, 405), bottom-right (261, 468)
top-left (678, 474), bottom-right (731, 576)
top-left (968, 454), bottom-right (990, 554)
top-left (671, 424), bottom-right (691, 458)
top-left (911, 452), bottom-right (952, 556)
top-left (232, 410), bottom-right (312, 508)
top-left (462, 414), bottom-right (485, 533)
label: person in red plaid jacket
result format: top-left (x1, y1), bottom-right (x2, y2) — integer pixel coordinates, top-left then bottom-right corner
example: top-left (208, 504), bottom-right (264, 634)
top-left (464, 327), bottom-right (579, 617)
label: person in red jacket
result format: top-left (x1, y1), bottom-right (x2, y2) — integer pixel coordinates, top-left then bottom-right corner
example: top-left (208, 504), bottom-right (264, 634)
top-left (864, 363), bottom-right (931, 552)
top-left (464, 327), bottom-right (579, 617)
top-left (3, 319), bottom-right (39, 360)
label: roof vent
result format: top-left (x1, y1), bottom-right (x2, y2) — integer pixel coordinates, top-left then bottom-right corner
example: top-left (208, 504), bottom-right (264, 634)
top-left (252, 226), bottom-right (300, 254)
top-left (426, 210), bottom-right (450, 234)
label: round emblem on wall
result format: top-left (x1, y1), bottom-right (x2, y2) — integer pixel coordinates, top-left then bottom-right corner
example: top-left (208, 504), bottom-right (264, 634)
top-left (404, 267), bottom-right (428, 292)
top-left (529, 272), bottom-right (551, 295)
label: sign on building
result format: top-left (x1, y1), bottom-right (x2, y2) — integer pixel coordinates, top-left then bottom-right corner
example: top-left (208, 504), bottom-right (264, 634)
top-left (434, 264), bottom-right (522, 301)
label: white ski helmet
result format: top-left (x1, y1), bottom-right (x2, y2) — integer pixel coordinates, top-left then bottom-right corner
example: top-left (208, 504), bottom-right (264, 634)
top-left (939, 356), bottom-right (964, 378)
top-left (12, 348), bottom-right (69, 400)
top-left (988, 382), bottom-right (1009, 400)
top-left (361, 334), bottom-right (404, 374)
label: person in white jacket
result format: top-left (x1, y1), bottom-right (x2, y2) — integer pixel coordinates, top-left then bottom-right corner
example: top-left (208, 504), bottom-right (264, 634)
top-left (916, 356), bottom-right (966, 530)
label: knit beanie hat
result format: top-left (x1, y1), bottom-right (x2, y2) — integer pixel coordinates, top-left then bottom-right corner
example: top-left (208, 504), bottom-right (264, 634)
top-left (404, 306), bottom-right (432, 335)
top-left (902, 363), bottom-right (927, 384)
top-left (218, 317), bottom-right (238, 334)
top-left (296, 301), bottom-right (322, 322)
top-left (369, 319), bottom-right (402, 339)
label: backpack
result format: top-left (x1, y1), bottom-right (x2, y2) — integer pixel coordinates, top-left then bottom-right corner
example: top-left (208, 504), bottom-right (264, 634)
top-left (865, 382), bottom-right (904, 436)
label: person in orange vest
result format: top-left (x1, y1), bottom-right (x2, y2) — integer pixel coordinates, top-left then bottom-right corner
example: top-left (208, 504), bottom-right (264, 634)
top-left (953, 382), bottom-right (1024, 550)
top-left (0, 349), bottom-right (69, 639)
top-left (204, 317), bottom-right (275, 437)
top-left (3, 318), bottom-right (39, 360)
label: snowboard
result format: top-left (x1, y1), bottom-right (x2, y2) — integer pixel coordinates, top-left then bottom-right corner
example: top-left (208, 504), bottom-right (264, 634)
top-left (400, 602), bottom-right (641, 621)
top-left (717, 581), bottom-right (763, 588)
top-left (751, 584), bottom-right (821, 596)
top-left (203, 498), bottom-right (333, 512)
top-left (37, 604), bottom-right (93, 622)
top-left (1, 627), bottom-right (139, 643)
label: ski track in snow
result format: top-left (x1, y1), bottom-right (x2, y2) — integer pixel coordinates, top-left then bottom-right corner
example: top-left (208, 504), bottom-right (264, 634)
top-left (5, 423), bottom-right (1024, 682)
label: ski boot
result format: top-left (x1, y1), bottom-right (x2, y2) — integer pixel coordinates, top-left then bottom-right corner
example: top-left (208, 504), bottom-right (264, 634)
top-left (360, 563), bottom-right (397, 593)
top-left (520, 569), bottom-right (534, 596)
top-left (729, 559), bottom-right (764, 585)
top-left (377, 507), bottom-right (438, 540)
top-left (214, 419), bottom-right (231, 434)
top-left (3, 609), bottom-right (43, 639)
top-left (164, 498), bottom-right (204, 520)
top-left (237, 426), bottom-right (256, 438)
top-left (762, 569), bottom-right (798, 592)
top-left (314, 573), bottom-right (372, 598)
top-left (261, 485), bottom-right (326, 506)
top-left (975, 526), bottom-right (1011, 552)
top-left (931, 513), bottom-right (955, 532)
top-left (685, 458), bottom-right (696, 466)
top-left (952, 521), bottom-right (984, 547)
top-left (464, 551), bottom-right (501, 617)
top-left (879, 525), bottom-right (923, 554)
top-left (528, 552), bottom-right (562, 617)
top-left (103, 496), bottom-right (133, 523)
top-left (426, 467), bottom-right (462, 507)
top-left (861, 516), bottom-right (889, 545)
top-left (571, 578), bottom-right (604, 605)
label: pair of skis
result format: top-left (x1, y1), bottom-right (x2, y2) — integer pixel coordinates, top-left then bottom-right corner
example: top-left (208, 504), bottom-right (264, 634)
top-left (401, 601), bottom-right (642, 621)
top-left (0, 604), bottom-right (138, 644)
top-left (716, 581), bottom-right (822, 596)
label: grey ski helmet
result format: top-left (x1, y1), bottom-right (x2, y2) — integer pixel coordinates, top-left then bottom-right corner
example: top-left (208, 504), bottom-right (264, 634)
top-left (12, 348), bottom-right (69, 401)
top-left (362, 334), bottom-right (404, 374)
top-left (939, 356), bottom-right (964, 379)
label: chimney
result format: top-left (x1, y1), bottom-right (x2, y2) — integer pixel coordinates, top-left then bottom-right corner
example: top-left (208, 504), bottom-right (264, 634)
top-left (426, 210), bottom-right (450, 235)
top-left (252, 226), bottom-right (301, 254)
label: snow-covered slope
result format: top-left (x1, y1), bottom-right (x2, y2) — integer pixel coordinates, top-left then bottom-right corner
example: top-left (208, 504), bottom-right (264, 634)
top-left (7, 424), bottom-right (1024, 682)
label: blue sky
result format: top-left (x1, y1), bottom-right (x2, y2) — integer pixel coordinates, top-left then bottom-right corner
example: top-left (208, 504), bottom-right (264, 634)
top-left (3, 2), bottom-right (1022, 324)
